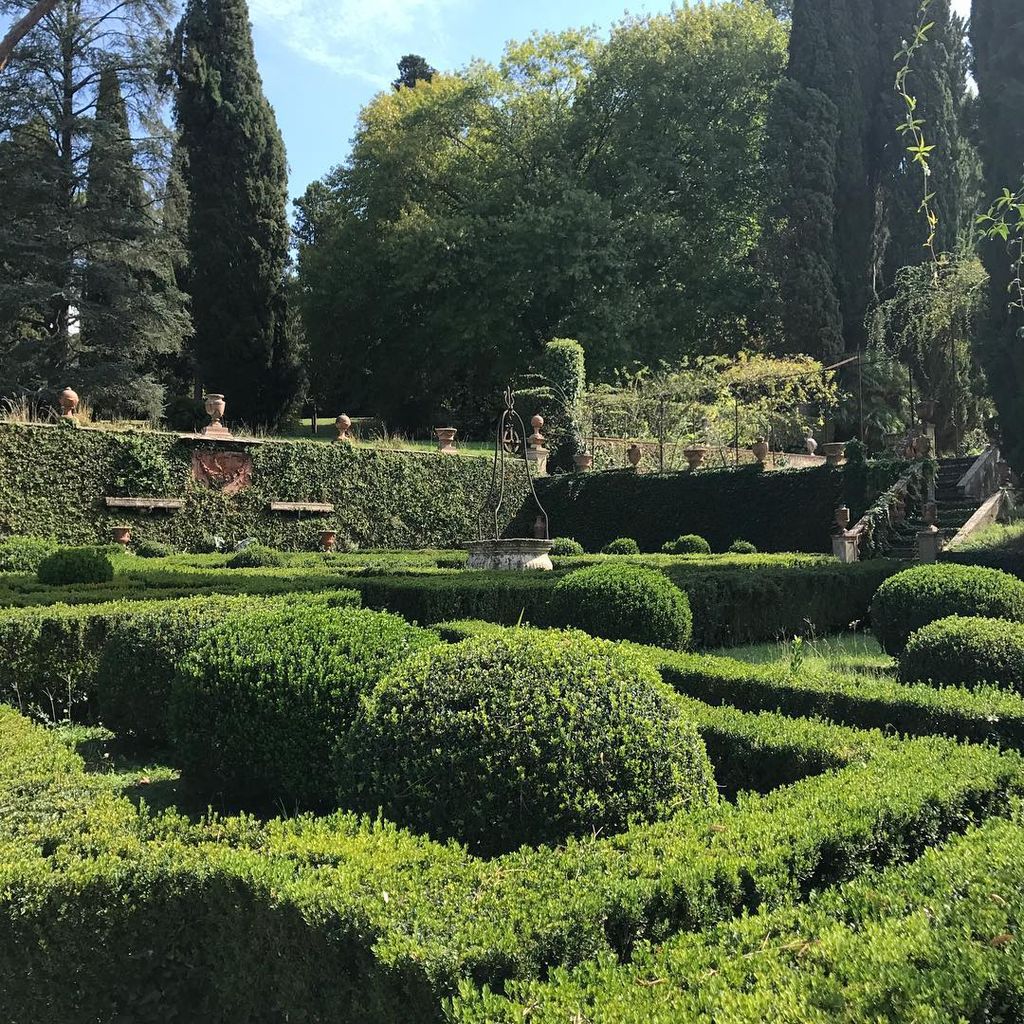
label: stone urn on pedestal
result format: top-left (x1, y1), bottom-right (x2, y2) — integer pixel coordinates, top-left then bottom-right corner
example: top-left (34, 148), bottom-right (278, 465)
top-left (683, 446), bottom-right (708, 471)
top-left (627, 444), bottom-right (644, 471)
top-left (835, 506), bottom-right (851, 532)
top-left (319, 530), bottom-right (337, 552)
top-left (58, 387), bottom-right (80, 419)
top-left (435, 427), bottom-right (458, 454)
top-left (110, 525), bottom-right (131, 551)
top-left (574, 452), bottom-right (594, 473)
top-left (822, 442), bottom-right (847, 467)
top-left (335, 414), bottom-right (352, 442)
top-left (751, 438), bottom-right (769, 464)
top-left (526, 415), bottom-right (549, 476)
top-left (202, 394), bottom-right (232, 438)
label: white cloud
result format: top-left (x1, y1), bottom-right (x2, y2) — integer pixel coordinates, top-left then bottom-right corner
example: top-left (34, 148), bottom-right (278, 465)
top-left (250, 0), bottom-right (470, 85)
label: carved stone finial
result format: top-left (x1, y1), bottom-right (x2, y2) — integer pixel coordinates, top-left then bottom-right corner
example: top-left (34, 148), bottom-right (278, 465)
top-left (335, 414), bottom-right (352, 442)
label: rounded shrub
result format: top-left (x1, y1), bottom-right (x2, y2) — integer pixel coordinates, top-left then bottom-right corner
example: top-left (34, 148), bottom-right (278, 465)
top-left (172, 604), bottom-right (439, 807)
top-left (728, 539), bottom-right (758, 554)
top-left (0, 535), bottom-right (58, 573)
top-left (602, 537), bottom-right (640, 555)
top-left (550, 537), bottom-right (585, 556)
top-left (134, 539), bottom-right (177, 559)
top-left (342, 631), bottom-right (717, 854)
top-left (898, 615), bottom-right (1024, 693)
top-left (36, 547), bottom-right (114, 586)
top-left (551, 562), bottom-right (693, 649)
top-left (870, 563), bottom-right (1024, 655)
top-left (226, 543), bottom-right (286, 569)
top-left (661, 534), bottom-right (712, 556)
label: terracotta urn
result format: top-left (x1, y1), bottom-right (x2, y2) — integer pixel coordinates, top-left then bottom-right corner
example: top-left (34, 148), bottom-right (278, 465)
top-left (835, 506), bottom-right (851, 532)
top-left (110, 525), bottom-right (131, 550)
top-left (574, 452), bottom-right (594, 473)
top-left (683, 446), bottom-right (708, 471)
top-left (58, 386), bottom-right (79, 418)
top-left (533, 514), bottom-right (548, 540)
top-left (436, 427), bottom-right (458, 454)
top-left (627, 443), bottom-right (643, 470)
top-left (751, 439), bottom-right (769, 464)
top-left (335, 414), bottom-right (352, 442)
top-left (202, 393), bottom-right (230, 437)
top-left (822, 442), bottom-right (846, 467)
top-left (319, 530), bottom-right (337, 552)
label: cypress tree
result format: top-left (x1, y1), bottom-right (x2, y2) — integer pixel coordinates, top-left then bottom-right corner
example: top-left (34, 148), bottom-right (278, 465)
top-left (972, 0), bottom-right (1024, 470)
top-left (79, 67), bottom-right (189, 420)
top-left (175, 0), bottom-right (298, 427)
top-left (776, 0), bottom-right (975, 357)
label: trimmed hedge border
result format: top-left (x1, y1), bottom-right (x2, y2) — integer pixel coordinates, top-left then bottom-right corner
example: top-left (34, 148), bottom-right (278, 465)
top-left (0, 697), bottom-right (1020, 1022)
top-left (453, 812), bottom-right (1024, 1022)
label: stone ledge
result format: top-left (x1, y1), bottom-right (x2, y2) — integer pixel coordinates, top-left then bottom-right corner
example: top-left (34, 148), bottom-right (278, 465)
top-left (267, 501), bottom-right (335, 514)
top-left (104, 497), bottom-right (185, 511)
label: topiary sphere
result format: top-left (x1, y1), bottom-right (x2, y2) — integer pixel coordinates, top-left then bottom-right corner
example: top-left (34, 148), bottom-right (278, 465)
top-left (870, 563), bottom-right (1024, 655)
top-left (36, 547), bottom-right (114, 585)
top-left (172, 604), bottom-right (440, 807)
top-left (226, 543), bottom-right (286, 569)
top-left (898, 615), bottom-right (1024, 693)
top-left (551, 562), bottom-right (693, 649)
top-left (134, 539), bottom-right (177, 559)
top-left (550, 537), bottom-right (585, 557)
top-left (728, 540), bottom-right (758, 554)
top-left (661, 534), bottom-right (712, 556)
top-left (342, 631), bottom-right (717, 854)
top-left (602, 537), bottom-right (640, 555)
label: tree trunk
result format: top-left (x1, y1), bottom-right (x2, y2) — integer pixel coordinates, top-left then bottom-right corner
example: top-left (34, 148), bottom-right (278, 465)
top-left (0, 0), bottom-right (62, 74)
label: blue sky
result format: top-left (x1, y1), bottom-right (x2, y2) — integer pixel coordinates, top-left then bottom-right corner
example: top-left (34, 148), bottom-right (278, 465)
top-left (251, 0), bottom-right (973, 205)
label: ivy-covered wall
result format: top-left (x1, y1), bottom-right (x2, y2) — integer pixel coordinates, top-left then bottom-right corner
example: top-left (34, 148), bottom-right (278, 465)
top-left (0, 424), bottom-right (525, 551)
top-left (530, 467), bottom-right (849, 554)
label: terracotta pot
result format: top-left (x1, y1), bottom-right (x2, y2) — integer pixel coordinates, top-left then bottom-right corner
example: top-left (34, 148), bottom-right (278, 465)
top-left (574, 452), bottom-right (594, 473)
top-left (835, 506), bottom-right (851, 531)
top-left (683, 447), bottom-right (708, 471)
top-left (335, 414), bottom-right (352, 442)
top-left (110, 526), bottom-right (131, 549)
top-left (627, 444), bottom-right (643, 469)
top-left (751, 440), bottom-right (769, 464)
top-left (319, 530), bottom-right (337, 552)
top-left (58, 387), bottom-right (79, 418)
top-left (435, 427), bottom-right (458, 454)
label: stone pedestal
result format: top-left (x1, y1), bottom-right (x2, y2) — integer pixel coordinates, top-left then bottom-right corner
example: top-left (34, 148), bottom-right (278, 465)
top-left (832, 532), bottom-right (860, 563)
top-left (436, 427), bottom-right (458, 453)
top-left (466, 539), bottom-right (554, 572)
top-left (918, 525), bottom-right (942, 564)
top-left (526, 448), bottom-right (549, 476)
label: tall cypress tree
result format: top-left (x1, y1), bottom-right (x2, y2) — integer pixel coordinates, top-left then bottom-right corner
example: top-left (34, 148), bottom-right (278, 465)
top-left (79, 67), bottom-right (189, 420)
top-left (175, 0), bottom-right (298, 427)
top-left (775, 0), bottom-right (974, 357)
top-left (972, 0), bottom-right (1024, 470)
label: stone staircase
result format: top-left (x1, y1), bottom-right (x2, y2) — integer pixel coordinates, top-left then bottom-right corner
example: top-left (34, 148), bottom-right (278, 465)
top-left (885, 456), bottom-right (983, 561)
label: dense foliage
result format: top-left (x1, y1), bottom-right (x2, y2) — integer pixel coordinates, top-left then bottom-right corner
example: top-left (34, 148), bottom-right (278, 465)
top-left (549, 537), bottom-right (584, 556)
top-left (344, 631), bottom-right (716, 853)
top-left (662, 535), bottom-right (712, 556)
top-left (0, 423), bottom-right (527, 551)
top-left (972, 0), bottom-right (1024, 475)
top-left (871, 562), bottom-right (1024, 654)
top-left (601, 538), bottom-right (640, 555)
top-left (36, 547), bottom-right (113, 586)
top-left (174, 0), bottom-right (299, 427)
top-left (898, 614), bottom-right (1024, 693)
top-left (295, 4), bottom-right (787, 427)
top-left (551, 563), bottom-right (693, 649)
top-left (226, 544), bottom-right (285, 569)
top-left (173, 604), bottom-right (439, 806)
top-left (0, 534), bottom-right (56, 572)
top-left (0, 0), bottom-right (188, 417)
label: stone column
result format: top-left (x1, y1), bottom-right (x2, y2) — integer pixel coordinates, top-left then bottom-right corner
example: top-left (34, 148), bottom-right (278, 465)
top-left (917, 524), bottom-right (942, 564)
top-left (832, 532), bottom-right (860, 563)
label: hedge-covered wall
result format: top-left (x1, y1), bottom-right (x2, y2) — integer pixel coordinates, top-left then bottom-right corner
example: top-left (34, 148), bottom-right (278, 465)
top-left (0, 423), bottom-right (526, 551)
top-left (531, 466), bottom-right (847, 554)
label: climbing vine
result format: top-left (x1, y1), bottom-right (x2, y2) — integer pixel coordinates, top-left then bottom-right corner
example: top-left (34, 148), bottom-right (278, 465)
top-left (976, 185), bottom-right (1024, 317)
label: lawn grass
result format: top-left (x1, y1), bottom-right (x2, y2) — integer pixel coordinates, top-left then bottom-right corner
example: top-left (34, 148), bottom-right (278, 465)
top-left (717, 632), bottom-right (893, 676)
